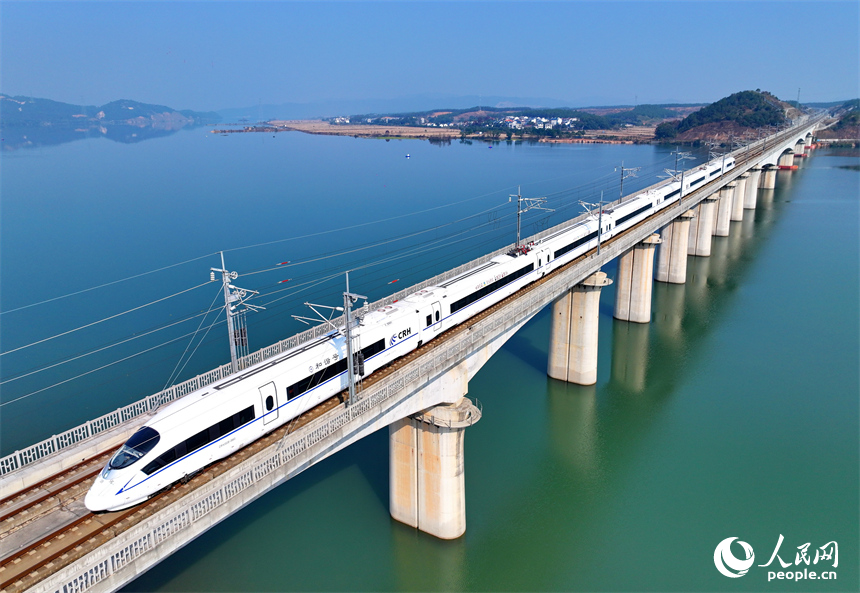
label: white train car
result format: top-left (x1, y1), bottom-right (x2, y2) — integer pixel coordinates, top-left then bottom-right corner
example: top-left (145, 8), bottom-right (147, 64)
top-left (86, 155), bottom-right (736, 511)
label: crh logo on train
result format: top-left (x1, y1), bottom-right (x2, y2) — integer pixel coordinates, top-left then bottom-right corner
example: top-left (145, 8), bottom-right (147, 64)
top-left (389, 327), bottom-right (412, 346)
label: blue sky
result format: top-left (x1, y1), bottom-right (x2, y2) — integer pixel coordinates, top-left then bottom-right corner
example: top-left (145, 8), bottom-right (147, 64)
top-left (2, 1), bottom-right (858, 111)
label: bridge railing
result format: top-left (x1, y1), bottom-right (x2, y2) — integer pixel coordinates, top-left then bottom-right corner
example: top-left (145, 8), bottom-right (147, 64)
top-left (0, 117), bottom-right (821, 478)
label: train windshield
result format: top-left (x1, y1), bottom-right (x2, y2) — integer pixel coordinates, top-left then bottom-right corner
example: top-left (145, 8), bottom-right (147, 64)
top-left (109, 426), bottom-right (161, 469)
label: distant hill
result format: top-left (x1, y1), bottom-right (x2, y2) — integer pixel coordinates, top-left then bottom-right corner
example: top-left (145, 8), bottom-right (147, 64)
top-left (816, 99), bottom-right (860, 140)
top-left (1, 95), bottom-right (220, 129)
top-left (343, 103), bottom-right (703, 132)
top-left (1, 95), bottom-right (221, 150)
top-left (654, 90), bottom-right (792, 142)
top-left (216, 94), bottom-right (627, 121)
top-left (806, 99), bottom-right (857, 109)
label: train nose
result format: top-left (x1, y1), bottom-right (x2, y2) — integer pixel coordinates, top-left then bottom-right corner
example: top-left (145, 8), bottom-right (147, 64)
top-left (85, 477), bottom-right (115, 512)
top-left (84, 484), bottom-right (105, 512)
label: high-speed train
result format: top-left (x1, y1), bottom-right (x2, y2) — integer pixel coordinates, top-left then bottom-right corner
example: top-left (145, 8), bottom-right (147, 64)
top-left (85, 156), bottom-right (734, 512)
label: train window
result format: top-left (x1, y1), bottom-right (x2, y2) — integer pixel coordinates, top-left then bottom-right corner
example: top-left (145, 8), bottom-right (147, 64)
top-left (362, 339), bottom-right (385, 358)
top-left (616, 203), bottom-right (651, 226)
top-left (266, 395), bottom-right (274, 411)
top-left (238, 406), bottom-right (255, 425)
top-left (538, 258), bottom-right (542, 267)
top-left (554, 231), bottom-right (598, 259)
top-left (287, 340), bottom-right (385, 401)
top-left (109, 426), bottom-right (161, 469)
top-left (185, 428), bottom-right (210, 454)
top-left (426, 314), bottom-right (432, 327)
top-left (219, 417), bottom-right (235, 437)
top-left (142, 447), bottom-right (177, 475)
top-left (450, 263), bottom-right (534, 314)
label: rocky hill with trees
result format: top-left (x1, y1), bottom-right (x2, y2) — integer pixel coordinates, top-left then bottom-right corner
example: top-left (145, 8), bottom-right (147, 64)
top-left (815, 99), bottom-right (859, 140)
top-left (654, 90), bottom-right (792, 143)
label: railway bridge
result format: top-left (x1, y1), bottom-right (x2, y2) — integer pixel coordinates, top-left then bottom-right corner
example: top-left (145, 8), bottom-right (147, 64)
top-left (0, 117), bottom-right (822, 593)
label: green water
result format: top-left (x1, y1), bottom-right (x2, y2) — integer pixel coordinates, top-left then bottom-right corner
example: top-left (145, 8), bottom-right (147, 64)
top-left (120, 152), bottom-right (858, 591)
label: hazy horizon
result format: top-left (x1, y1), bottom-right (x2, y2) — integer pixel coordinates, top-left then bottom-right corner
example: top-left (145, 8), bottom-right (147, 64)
top-left (2, 1), bottom-right (857, 115)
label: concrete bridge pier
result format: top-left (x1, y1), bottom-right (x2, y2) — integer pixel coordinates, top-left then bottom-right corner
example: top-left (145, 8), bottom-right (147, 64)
top-left (615, 233), bottom-right (661, 323)
top-left (655, 211), bottom-right (694, 284)
top-left (688, 198), bottom-right (717, 257)
top-left (714, 183), bottom-right (735, 237)
top-left (744, 168), bottom-right (762, 210)
top-left (778, 152), bottom-right (795, 168)
top-left (389, 396), bottom-right (482, 540)
top-left (761, 166), bottom-right (777, 189)
top-left (731, 173), bottom-right (749, 221)
top-left (547, 271), bottom-right (612, 385)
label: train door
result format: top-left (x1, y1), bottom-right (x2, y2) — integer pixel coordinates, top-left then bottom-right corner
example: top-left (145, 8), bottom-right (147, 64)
top-left (432, 302), bottom-right (442, 331)
top-left (260, 382), bottom-right (279, 425)
top-left (537, 248), bottom-right (550, 274)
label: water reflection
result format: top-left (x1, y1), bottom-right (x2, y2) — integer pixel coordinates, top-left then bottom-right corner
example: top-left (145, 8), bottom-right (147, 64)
top-left (651, 281), bottom-right (685, 341)
top-left (609, 321), bottom-right (650, 394)
top-left (776, 169), bottom-right (796, 192)
top-left (547, 382), bottom-right (598, 476)
top-left (1, 123), bottom-right (206, 151)
top-left (547, 167), bottom-right (786, 480)
top-left (392, 521), bottom-right (465, 591)
top-left (758, 187), bottom-right (776, 207)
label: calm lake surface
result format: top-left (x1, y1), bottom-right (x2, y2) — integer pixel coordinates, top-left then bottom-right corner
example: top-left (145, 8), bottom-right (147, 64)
top-left (1, 129), bottom-right (857, 591)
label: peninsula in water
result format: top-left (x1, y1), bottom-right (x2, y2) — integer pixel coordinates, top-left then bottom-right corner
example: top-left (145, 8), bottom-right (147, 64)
top-left (215, 90), bottom-right (850, 146)
top-left (0, 95), bottom-right (221, 150)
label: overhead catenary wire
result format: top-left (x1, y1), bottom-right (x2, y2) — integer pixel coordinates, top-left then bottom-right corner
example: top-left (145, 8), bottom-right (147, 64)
top-left (0, 151), bottom-right (690, 409)
top-left (163, 303), bottom-right (226, 391)
top-left (239, 197), bottom-right (512, 278)
top-left (252, 204), bottom-right (520, 305)
top-left (0, 280), bottom-right (213, 357)
top-left (246, 154), bottom-right (685, 325)
top-left (0, 252), bottom-right (218, 316)
top-left (0, 319), bottom-right (228, 408)
top-left (0, 156), bottom-right (638, 320)
top-left (0, 305), bottom-right (223, 386)
top-left (162, 285), bottom-right (227, 390)
top-left (253, 216), bottom-right (520, 315)
top-left (218, 163), bottom-right (622, 258)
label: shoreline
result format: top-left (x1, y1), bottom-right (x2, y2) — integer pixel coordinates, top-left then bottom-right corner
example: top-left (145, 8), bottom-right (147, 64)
top-left (210, 119), bottom-right (655, 144)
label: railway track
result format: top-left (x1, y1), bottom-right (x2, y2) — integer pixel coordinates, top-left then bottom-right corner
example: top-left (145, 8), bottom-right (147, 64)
top-left (0, 130), bottom-right (807, 592)
top-left (0, 392), bottom-right (347, 593)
